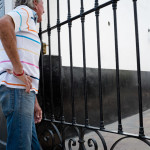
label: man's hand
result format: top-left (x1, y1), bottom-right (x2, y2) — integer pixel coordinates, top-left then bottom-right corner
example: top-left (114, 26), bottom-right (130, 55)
top-left (7, 69), bottom-right (32, 93)
top-left (34, 97), bottom-right (42, 124)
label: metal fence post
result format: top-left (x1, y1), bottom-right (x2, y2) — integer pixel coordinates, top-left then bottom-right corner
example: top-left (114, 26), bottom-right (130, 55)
top-left (132, 0), bottom-right (144, 136)
top-left (95, 0), bottom-right (104, 129)
top-left (112, 0), bottom-right (123, 133)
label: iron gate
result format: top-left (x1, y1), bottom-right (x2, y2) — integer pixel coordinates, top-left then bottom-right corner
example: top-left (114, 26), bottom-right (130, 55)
top-left (38, 0), bottom-right (150, 149)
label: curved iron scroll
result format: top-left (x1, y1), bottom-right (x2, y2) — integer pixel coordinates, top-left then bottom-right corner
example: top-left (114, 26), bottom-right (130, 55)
top-left (63, 126), bottom-right (107, 150)
top-left (68, 139), bottom-right (77, 150)
top-left (82, 129), bottom-right (107, 150)
top-left (39, 121), bottom-right (150, 150)
top-left (110, 136), bottom-right (150, 150)
top-left (38, 121), bottom-right (63, 150)
top-left (39, 121), bottom-right (108, 150)
top-left (63, 125), bottom-right (80, 150)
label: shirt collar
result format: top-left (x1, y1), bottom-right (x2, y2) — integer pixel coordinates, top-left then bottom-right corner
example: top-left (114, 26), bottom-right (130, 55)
top-left (32, 10), bottom-right (38, 24)
top-left (16, 5), bottom-right (38, 24)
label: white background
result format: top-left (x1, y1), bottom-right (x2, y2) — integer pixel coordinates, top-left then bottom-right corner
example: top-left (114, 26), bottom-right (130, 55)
top-left (5, 0), bottom-right (150, 71)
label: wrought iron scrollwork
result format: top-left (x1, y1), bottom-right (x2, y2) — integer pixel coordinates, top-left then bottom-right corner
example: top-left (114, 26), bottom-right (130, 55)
top-left (39, 121), bottom-right (150, 150)
top-left (43, 129), bottom-right (55, 148)
top-left (81, 129), bottom-right (107, 150)
top-left (88, 138), bottom-right (98, 150)
top-left (38, 121), bottom-right (63, 150)
top-left (40, 122), bottom-right (108, 150)
top-left (63, 126), bottom-right (107, 150)
top-left (68, 139), bottom-right (77, 150)
top-left (110, 136), bottom-right (150, 150)
top-left (63, 126), bottom-right (80, 150)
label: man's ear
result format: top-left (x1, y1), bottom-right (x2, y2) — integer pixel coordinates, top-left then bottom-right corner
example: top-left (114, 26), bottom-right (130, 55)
top-left (33, 0), bottom-right (38, 10)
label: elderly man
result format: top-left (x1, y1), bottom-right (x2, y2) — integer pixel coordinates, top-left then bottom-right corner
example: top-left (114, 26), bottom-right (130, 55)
top-left (0, 0), bottom-right (44, 149)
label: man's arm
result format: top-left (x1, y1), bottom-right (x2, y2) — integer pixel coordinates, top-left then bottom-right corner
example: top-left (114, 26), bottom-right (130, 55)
top-left (0, 15), bottom-right (32, 93)
top-left (34, 96), bottom-right (42, 124)
top-left (0, 15), bottom-right (22, 73)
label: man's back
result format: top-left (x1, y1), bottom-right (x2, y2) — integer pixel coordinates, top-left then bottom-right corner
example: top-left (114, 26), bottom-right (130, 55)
top-left (0, 5), bottom-right (41, 94)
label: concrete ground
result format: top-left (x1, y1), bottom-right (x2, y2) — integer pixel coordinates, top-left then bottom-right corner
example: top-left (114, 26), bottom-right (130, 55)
top-left (65, 109), bottom-right (150, 150)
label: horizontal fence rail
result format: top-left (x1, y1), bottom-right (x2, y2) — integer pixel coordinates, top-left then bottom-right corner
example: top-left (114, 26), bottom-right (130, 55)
top-left (38, 0), bottom-right (150, 149)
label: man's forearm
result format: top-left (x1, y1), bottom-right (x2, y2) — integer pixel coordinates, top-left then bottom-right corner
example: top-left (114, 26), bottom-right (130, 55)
top-left (0, 15), bottom-right (23, 73)
top-left (35, 96), bottom-right (40, 107)
top-left (35, 96), bottom-right (38, 105)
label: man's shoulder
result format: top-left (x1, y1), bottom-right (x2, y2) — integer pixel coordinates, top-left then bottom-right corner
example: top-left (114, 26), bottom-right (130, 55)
top-left (12, 5), bottom-right (33, 16)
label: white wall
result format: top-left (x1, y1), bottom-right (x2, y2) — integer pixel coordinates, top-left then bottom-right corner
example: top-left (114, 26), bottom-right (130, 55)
top-left (0, 0), bottom-right (5, 18)
top-left (5, 0), bottom-right (150, 71)
top-left (4, 0), bottom-right (13, 13)
top-left (41, 0), bottom-right (150, 71)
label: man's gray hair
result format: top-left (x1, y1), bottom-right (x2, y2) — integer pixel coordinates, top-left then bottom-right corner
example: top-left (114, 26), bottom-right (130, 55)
top-left (15, 0), bottom-right (41, 9)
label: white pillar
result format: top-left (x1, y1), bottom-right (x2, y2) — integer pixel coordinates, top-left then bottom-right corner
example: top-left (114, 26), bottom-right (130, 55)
top-left (4, 0), bottom-right (14, 14)
top-left (0, 0), bottom-right (5, 18)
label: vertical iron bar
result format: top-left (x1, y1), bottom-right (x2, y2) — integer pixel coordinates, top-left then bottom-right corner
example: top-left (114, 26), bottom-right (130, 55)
top-left (79, 128), bottom-right (86, 150)
top-left (67, 0), bottom-right (76, 124)
top-left (80, 0), bottom-right (89, 126)
top-left (132, 0), bottom-right (144, 136)
top-left (57, 0), bottom-right (65, 122)
top-left (95, 0), bottom-right (104, 129)
top-left (47, 0), bottom-right (55, 121)
top-left (112, 0), bottom-right (122, 133)
top-left (39, 23), bottom-right (46, 118)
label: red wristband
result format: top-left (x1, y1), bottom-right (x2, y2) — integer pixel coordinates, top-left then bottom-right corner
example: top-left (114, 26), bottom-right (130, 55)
top-left (13, 70), bottom-right (24, 76)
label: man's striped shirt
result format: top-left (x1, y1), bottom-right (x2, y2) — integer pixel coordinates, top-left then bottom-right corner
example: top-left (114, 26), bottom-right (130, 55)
top-left (0, 5), bottom-right (41, 94)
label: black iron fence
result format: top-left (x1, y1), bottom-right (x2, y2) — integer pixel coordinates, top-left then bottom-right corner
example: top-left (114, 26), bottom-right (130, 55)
top-left (38, 0), bottom-right (150, 149)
